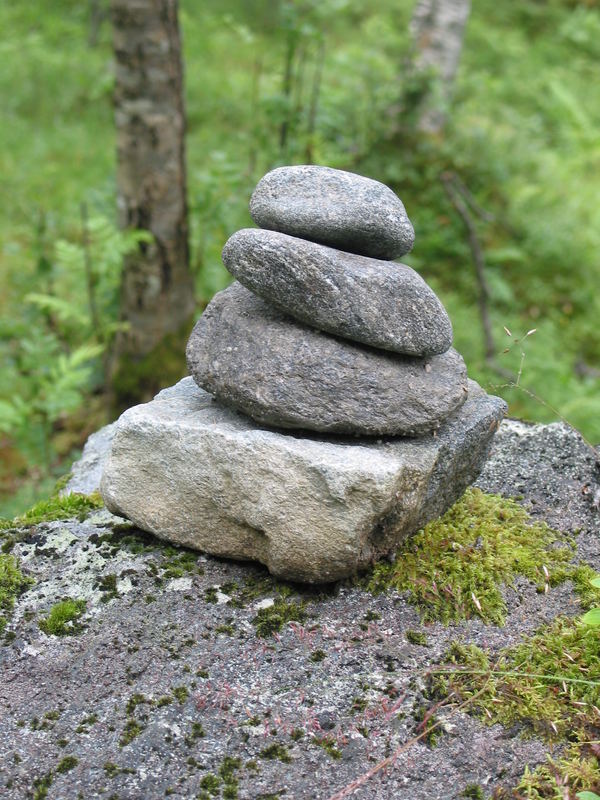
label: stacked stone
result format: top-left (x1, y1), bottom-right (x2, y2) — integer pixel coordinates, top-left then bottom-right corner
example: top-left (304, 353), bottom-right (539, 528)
top-left (186, 165), bottom-right (468, 436)
top-left (102, 165), bottom-right (507, 583)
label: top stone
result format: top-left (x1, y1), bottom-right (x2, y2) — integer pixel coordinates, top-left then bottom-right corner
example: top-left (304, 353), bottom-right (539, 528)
top-left (249, 165), bottom-right (415, 260)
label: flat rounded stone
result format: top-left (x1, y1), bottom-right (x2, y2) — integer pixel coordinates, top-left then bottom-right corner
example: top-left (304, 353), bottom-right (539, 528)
top-left (186, 282), bottom-right (468, 436)
top-left (222, 228), bottom-right (452, 356)
top-left (249, 165), bottom-right (414, 259)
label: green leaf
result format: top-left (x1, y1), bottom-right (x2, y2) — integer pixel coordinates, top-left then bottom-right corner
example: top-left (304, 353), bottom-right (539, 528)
top-left (576, 792), bottom-right (600, 800)
top-left (580, 608), bottom-right (600, 626)
top-left (589, 577), bottom-right (600, 588)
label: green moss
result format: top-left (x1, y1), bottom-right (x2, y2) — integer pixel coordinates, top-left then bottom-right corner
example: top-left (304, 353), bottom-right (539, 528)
top-left (413, 706), bottom-right (441, 747)
top-left (0, 492), bottom-right (103, 531)
top-left (313, 735), bottom-right (343, 760)
top-left (156, 695), bottom-right (173, 708)
top-left (119, 718), bottom-right (144, 747)
top-left (220, 756), bottom-right (241, 799)
top-left (184, 721), bottom-right (205, 747)
top-left (437, 616), bottom-right (600, 740)
top-left (32, 771), bottom-right (53, 800)
top-left (56, 755), bottom-right (78, 773)
top-left (0, 553), bottom-right (32, 632)
top-left (309, 649), bottom-right (326, 663)
top-left (98, 573), bottom-right (118, 602)
top-left (351, 696), bottom-right (368, 714)
top-left (364, 488), bottom-right (584, 625)
top-left (39, 598), bottom-right (86, 636)
top-left (406, 630), bottom-right (429, 646)
top-left (75, 713), bottom-right (97, 733)
top-left (259, 743), bottom-right (292, 763)
top-left (125, 693), bottom-right (149, 715)
top-left (204, 587), bottom-right (218, 604)
top-left (172, 685), bottom-right (189, 704)
top-left (513, 750), bottom-right (600, 799)
top-left (252, 599), bottom-right (307, 638)
top-left (215, 624), bottom-right (235, 636)
top-left (199, 773), bottom-right (221, 795)
top-left (461, 785), bottom-right (484, 799)
top-left (432, 613), bottom-right (600, 796)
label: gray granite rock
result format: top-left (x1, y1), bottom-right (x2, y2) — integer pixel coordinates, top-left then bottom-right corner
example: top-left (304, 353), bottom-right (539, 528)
top-left (100, 376), bottom-right (505, 583)
top-left (222, 228), bottom-right (452, 356)
top-left (186, 283), bottom-right (467, 436)
top-left (61, 422), bottom-right (117, 496)
top-left (8, 415), bottom-right (590, 800)
top-left (249, 165), bottom-right (414, 259)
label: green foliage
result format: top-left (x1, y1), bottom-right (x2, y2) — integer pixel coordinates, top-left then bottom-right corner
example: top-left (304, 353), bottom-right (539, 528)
top-left (0, 554), bottom-right (33, 632)
top-left (2, 0), bottom-right (600, 514)
top-left (365, 488), bottom-right (587, 625)
top-left (39, 598), bottom-right (86, 636)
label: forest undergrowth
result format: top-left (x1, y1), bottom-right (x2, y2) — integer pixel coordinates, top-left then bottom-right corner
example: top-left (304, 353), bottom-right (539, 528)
top-left (1, 0), bottom-right (599, 517)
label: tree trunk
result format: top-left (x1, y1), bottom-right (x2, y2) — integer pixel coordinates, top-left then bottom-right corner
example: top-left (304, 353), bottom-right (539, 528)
top-left (409, 0), bottom-right (471, 134)
top-left (109, 0), bottom-right (195, 407)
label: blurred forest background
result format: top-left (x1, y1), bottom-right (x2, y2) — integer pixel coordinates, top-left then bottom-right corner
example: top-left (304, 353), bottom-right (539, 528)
top-left (1, 0), bottom-right (600, 517)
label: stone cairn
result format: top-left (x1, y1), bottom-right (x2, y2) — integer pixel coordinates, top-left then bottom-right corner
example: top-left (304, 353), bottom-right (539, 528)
top-left (186, 166), bottom-right (467, 437)
top-left (101, 166), bottom-right (506, 583)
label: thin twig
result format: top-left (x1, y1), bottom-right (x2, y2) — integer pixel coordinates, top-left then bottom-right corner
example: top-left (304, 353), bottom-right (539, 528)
top-left (441, 171), bottom-right (513, 380)
top-left (427, 666), bottom-right (600, 688)
top-left (488, 380), bottom-right (597, 453)
top-left (449, 172), bottom-right (495, 224)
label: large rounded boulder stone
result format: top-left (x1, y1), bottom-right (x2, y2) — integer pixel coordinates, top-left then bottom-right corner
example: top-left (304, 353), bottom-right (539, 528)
top-left (222, 228), bottom-right (452, 356)
top-left (186, 282), bottom-right (468, 436)
top-left (249, 165), bottom-right (415, 259)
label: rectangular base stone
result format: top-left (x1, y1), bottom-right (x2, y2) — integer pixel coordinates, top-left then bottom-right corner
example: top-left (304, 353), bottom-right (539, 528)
top-left (100, 378), bottom-right (506, 583)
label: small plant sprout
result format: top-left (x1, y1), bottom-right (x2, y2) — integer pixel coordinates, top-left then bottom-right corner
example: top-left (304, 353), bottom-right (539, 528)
top-left (580, 576), bottom-right (600, 627)
top-left (501, 325), bottom-right (537, 387)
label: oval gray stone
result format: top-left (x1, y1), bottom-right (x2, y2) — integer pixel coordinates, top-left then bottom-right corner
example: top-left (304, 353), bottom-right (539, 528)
top-left (222, 228), bottom-right (452, 356)
top-left (249, 165), bottom-right (415, 259)
top-left (186, 283), bottom-right (468, 436)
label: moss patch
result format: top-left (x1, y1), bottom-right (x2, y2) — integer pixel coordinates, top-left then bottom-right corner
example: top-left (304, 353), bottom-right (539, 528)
top-left (39, 598), bottom-right (86, 636)
top-left (259, 743), bottom-right (292, 763)
top-left (56, 755), bottom-right (78, 773)
top-left (252, 599), bottom-right (307, 638)
top-left (313, 735), bottom-right (343, 760)
top-left (365, 488), bottom-right (585, 625)
top-left (0, 553), bottom-right (32, 632)
top-left (0, 491), bottom-right (103, 532)
top-left (432, 613), bottom-right (600, 796)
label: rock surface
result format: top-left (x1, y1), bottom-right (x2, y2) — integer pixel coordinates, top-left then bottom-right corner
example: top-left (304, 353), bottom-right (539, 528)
top-left (2, 419), bottom-right (598, 800)
top-left (186, 283), bottom-right (467, 435)
top-left (249, 165), bottom-right (415, 259)
top-left (61, 422), bottom-right (117, 496)
top-left (222, 228), bottom-right (452, 356)
top-left (100, 377), bottom-right (505, 583)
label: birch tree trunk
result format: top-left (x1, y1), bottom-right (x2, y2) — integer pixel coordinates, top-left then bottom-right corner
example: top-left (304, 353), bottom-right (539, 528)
top-left (109, 0), bottom-right (195, 405)
top-left (409, 0), bottom-right (471, 134)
